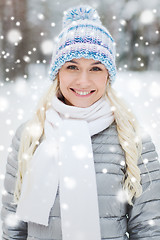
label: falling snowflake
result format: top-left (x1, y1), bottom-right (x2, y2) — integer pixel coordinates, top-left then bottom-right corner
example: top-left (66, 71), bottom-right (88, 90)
top-left (40, 40), bottom-right (54, 55)
top-left (61, 203), bottom-right (69, 210)
top-left (43, 140), bottom-right (58, 157)
top-left (0, 174), bottom-right (5, 180)
top-left (120, 19), bottom-right (127, 26)
top-left (60, 136), bottom-right (66, 142)
top-left (9, 130), bottom-right (14, 136)
top-left (16, 21), bottom-right (20, 26)
top-left (5, 213), bottom-right (20, 227)
top-left (117, 189), bottom-right (129, 203)
top-left (14, 79), bottom-right (29, 96)
top-left (51, 22), bottom-right (56, 27)
top-left (37, 13), bottom-right (45, 20)
top-left (1, 189), bottom-right (7, 196)
top-left (23, 55), bottom-right (31, 63)
top-left (123, 141), bottom-right (129, 147)
top-left (72, 144), bottom-right (88, 159)
top-left (149, 81), bottom-right (160, 98)
top-left (64, 177), bottom-right (76, 189)
top-left (139, 10), bottom-right (155, 25)
top-left (26, 123), bottom-right (42, 138)
top-left (84, 164), bottom-right (89, 169)
top-left (22, 153), bottom-right (30, 161)
top-left (128, 79), bottom-right (142, 97)
top-left (7, 29), bottom-right (22, 44)
top-left (102, 168), bottom-right (107, 173)
top-left (0, 97), bottom-right (9, 111)
top-left (0, 145), bottom-right (4, 151)
top-left (148, 219), bottom-right (155, 226)
top-left (131, 177), bottom-right (136, 183)
top-left (109, 146), bottom-right (116, 153)
top-left (7, 147), bottom-right (12, 153)
top-left (66, 130), bottom-right (72, 136)
top-left (143, 158), bottom-right (149, 164)
top-left (111, 106), bottom-right (116, 112)
top-left (134, 136), bottom-right (140, 144)
top-left (120, 161), bottom-right (125, 166)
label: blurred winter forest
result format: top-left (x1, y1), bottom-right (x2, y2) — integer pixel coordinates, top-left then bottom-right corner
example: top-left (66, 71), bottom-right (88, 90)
top-left (0, 0), bottom-right (160, 82)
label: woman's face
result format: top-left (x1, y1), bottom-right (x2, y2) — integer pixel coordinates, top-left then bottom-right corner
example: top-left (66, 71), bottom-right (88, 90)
top-left (58, 57), bottom-right (109, 108)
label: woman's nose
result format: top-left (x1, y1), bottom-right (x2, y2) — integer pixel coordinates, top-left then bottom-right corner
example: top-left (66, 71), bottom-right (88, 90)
top-left (76, 71), bottom-right (90, 86)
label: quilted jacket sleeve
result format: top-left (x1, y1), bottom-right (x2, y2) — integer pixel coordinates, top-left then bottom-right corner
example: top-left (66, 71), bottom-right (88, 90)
top-left (1, 123), bottom-right (28, 239)
top-left (127, 133), bottom-right (160, 240)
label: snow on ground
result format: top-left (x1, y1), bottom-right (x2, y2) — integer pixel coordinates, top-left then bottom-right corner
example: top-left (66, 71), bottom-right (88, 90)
top-left (0, 68), bottom-right (160, 236)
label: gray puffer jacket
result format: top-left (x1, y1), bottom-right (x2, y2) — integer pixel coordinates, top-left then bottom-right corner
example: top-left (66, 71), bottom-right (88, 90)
top-left (1, 121), bottom-right (160, 240)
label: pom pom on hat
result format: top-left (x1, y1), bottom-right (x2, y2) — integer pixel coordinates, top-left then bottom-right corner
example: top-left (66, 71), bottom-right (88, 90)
top-left (63, 5), bottom-right (101, 28)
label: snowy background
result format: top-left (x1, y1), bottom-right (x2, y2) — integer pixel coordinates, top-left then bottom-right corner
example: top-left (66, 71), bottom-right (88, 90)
top-left (0, 0), bottom-right (160, 237)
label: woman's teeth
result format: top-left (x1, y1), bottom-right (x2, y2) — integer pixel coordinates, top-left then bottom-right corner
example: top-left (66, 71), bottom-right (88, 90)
top-left (75, 90), bottom-right (91, 95)
top-left (71, 89), bottom-right (94, 95)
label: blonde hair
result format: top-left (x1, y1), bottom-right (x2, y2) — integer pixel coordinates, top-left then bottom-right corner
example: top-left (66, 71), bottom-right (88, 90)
top-left (106, 84), bottom-right (142, 204)
top-left (14, 76), bottom-right (142, 205)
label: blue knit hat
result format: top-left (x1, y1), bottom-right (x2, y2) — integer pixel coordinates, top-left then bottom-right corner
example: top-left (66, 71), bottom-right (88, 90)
top-left (49, 5), bottom-right (117, 84)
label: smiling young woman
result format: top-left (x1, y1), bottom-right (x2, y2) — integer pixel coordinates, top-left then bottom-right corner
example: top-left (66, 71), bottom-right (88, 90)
top-left (1, 4), bottom-right (160, 240)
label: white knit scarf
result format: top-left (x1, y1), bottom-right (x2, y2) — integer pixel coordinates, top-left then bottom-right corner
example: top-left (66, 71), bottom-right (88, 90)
top-left (16, 95), bottom-right (114, 240)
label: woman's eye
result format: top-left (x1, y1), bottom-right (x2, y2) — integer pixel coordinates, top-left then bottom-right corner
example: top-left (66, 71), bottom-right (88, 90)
top-left (67, 65), bottom-right (78, 70)
top-left (91, 67), bottom-right (102, 71)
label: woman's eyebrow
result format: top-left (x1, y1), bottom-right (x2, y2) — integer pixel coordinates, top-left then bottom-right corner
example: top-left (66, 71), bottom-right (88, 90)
top-left (66, 60), bottom-right (78, 64)
top-left (91, 61), bottom-right (102, 65)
